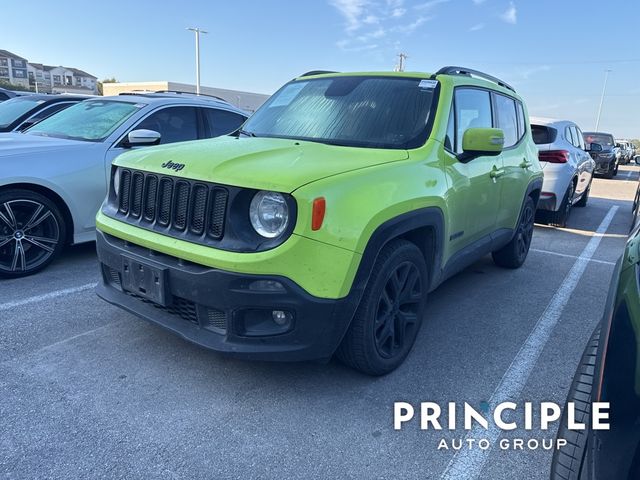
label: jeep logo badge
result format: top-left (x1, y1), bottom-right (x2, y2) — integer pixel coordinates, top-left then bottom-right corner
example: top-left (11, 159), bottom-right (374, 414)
top-left (161, 160), bottom-right (185, 172)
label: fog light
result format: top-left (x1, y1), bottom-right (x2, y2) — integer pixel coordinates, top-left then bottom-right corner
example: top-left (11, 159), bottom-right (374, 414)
top-left (272, 310), bottom-right (292, 326)
top-left (248, 280), bottom-right (286, 292)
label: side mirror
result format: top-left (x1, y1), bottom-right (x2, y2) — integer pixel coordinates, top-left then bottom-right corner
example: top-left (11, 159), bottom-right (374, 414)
top-left (124, 129), bottom-right (161, 148)
top-left (458, 128), bottom-right (504, 162)
top-left (587, 143), bottom-right (603, 152)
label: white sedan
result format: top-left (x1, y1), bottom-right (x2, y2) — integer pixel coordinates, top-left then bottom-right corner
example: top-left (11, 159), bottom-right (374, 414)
top-left (530, 117), bottom-right (596, 227)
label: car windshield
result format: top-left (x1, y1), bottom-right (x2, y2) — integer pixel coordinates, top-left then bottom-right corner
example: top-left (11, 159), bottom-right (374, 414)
top-left (583, 133), bottom-right (614, 148)
top-left (0, 96), bottom-right (45, 128)
top-left (26, 100), bottom-right (144, 142)
top-left (241, 76), bottom-right (437, 149)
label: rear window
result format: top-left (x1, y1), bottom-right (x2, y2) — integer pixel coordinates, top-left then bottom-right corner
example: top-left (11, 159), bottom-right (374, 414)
top-left (583, 133), bottom-right (614, 147)
top-left (531, 125), bottom-right (557, 145)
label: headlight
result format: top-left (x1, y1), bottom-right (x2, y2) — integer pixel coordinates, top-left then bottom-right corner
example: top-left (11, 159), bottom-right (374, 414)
top-left (249, 191), bottom-right (289, 238)
top-left (113, 167), bottom-right (121, 196)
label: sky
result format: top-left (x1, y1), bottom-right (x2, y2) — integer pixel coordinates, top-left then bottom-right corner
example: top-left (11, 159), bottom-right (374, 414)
top-left (3, 0), bottom-right (640, 137)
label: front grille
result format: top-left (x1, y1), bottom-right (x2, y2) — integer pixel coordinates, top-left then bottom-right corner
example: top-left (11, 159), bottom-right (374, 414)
top-left (114, 168), bottom-right (228, 240)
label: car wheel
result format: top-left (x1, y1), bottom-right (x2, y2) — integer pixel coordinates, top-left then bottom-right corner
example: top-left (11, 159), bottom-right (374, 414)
top-left (550, 326), bottom-right (600, 480)
top-left (0, 189), bottom-right (66, 278)
top-left (550, 182), bottom-right (575, 227)
top-left (336, 239), bottom-right (427, 376)
top-left (492, 196), bottom-right (535, 269)
top-left (575, 181), bottom-right (591, 208)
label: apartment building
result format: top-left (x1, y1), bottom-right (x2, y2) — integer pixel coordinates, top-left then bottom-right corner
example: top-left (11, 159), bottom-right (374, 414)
top-left (0, 49), bottom-right (97, 94)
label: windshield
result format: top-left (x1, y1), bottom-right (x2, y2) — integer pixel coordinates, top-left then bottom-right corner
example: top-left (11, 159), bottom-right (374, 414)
top-left (0, 97), bottom-right (44, 128)
top-left (583, 133), bottom-right (614, 148)
top-left (242, 76), bottom-right (437, 149)
top-left (27, 100), bottom-right (144, 142)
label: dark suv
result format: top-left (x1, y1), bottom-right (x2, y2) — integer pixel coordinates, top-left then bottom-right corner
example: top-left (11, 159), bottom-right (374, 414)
top-left (583, 131), bottom-right (618, 178)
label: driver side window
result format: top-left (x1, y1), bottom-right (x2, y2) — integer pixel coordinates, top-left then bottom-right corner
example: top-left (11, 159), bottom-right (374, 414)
top-left (135, 106), bottom-right (199, 145)
top-left (454, 88), bottom-right (492, 154)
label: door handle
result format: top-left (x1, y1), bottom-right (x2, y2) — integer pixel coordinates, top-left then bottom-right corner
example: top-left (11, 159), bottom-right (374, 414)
top-left (490, 167), bottom-right (505, 182)
top-left (520, 159), bottom-right (533, 169)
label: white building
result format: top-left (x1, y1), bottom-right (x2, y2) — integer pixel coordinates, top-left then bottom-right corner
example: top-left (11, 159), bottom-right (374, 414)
top-left (102, 81), bottom-right (269, 113)
top-left (0, 50), bottom-right (29, 88)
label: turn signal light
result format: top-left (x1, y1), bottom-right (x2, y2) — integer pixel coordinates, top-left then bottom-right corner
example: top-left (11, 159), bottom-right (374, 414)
top-left (312, 197), bottom-right (326, 231)
top-left (539, 150), bottom-right (569, 163)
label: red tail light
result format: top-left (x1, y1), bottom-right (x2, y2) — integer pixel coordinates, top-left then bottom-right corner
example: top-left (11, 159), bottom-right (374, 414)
top-left (538, 150), bottom-right (569, 163)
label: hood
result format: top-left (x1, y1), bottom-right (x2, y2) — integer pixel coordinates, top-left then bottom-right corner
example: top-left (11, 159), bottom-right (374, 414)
top-left (0, 132), bottom-right (88, 157)
top-left (113, 136), bottom-right (409, 192)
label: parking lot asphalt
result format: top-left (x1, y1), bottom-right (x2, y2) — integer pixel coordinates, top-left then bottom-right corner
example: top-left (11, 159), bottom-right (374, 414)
top-left (1, 166), bottom-right (638, 480)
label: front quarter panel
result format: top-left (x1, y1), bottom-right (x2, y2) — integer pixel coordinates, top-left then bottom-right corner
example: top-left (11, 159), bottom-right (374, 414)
top-left (292, 140), bottom-right (448, 257)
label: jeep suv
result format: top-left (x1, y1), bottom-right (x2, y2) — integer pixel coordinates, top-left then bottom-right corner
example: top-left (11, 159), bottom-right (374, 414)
top-left (95, 67), bottom-right (543, 375)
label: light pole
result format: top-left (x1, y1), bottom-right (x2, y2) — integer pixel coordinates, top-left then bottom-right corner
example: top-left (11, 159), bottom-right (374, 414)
top-left (595, 69), bottom-right (612, 131)
top-left (187, 27), bottom-right (208, 94)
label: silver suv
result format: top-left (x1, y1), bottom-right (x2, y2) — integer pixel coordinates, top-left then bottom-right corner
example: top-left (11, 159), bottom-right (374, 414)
top-left (0, 92), bottom-right (248, 278)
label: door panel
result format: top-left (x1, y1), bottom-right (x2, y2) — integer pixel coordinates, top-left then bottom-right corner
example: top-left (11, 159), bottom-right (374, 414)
top-left (495, 95), bottom-right (530, 229)
top-left (444, 88), bottom-right (502, 252)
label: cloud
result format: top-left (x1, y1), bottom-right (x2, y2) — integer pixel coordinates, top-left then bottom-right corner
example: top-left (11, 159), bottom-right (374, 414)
top-left (403, 16), bottom-right (431, 33)
top-left (330, 0), bottom-right (371, 32)
top-left (472, 0), bottom-right (486, 4)
top-left (517, 65), bottom-right (550, 80)
top-left (391, 7), bottom-right (407, 17)
top-left (500, 1), bottom-right (517, 24)
top-left (469, 23), bottom-right (485, 31)
top-left (415, 0), bottom-right (451, 11)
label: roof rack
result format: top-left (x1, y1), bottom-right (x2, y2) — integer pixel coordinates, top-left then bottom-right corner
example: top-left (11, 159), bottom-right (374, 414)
top-left (299, 70), bottom-right (338, 77)
top-left (432, 66), bottom-right (515, 92)
top-left (118, 90), bottom-right (229, 103)
top-left (153, 90), bottom-right (228, 102)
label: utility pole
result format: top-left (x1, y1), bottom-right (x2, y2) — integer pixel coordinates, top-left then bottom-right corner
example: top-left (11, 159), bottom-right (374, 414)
top-left (595, 69), bottom-right (612, 131)
top-left (187, 27), bottom-right (208, 94)
top-left (395, 53), bottom-right (408, 72)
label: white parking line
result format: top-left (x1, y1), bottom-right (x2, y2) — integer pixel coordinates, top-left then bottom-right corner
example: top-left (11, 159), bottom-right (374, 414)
top-left (531, 248), bottom-right (616, 266)
top-left (0, 283), bottom-right (96, 312)
top-left (440, 205), bottom-right (619, 480)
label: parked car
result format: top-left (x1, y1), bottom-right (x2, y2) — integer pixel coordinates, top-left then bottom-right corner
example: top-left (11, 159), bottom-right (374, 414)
top-left (0, 92), bottom-right (248, 278)
top-left (615, 140), bottom-right (633, 164)
top-left (530, 117), bottom-right (595, 227)
top-left (0, 87), bottom-right (30, 102)
top-left (551, 215), bottom-right (640, 479)
top-left (583, 131), bottom-right (619, 178)
top-left (0, 94), bottom-right (88, 133)
top-left (95, 67), bottom-right (543, 375)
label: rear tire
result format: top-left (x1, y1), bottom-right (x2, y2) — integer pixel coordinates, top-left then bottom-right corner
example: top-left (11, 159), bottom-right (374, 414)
top-left (492, 197), bottom-right (535, 269)
top-left (336, 239), bottom-right (428, 376)
top-left (550, 326), bottom-right (600, 480)
top-left (575, 181), bottom-right (591, 208)
top-left (549, 182), bottom-right (575, 227)
top-left (0, 189), bottom-right (66, 278)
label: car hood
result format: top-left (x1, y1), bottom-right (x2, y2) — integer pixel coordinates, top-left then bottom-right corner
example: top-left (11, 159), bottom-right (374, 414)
top-left (113, 136), bottom-right (409, 192)
top-left (0, 132), bottom-right (89, 156)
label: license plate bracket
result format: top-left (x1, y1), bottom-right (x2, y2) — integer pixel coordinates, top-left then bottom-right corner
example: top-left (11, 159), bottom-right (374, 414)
top-left (121, 256), bottom-right (170, 306)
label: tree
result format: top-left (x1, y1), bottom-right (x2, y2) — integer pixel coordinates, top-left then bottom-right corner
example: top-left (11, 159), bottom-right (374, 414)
top-left (97, 77), bottom-right (118, 95)
top-left (0, 80), bottom-right (33, 92)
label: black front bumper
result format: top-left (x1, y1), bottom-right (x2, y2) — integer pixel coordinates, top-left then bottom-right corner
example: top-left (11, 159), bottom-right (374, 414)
top-left (594, 159), bottom-right (615, 175)
top-left (95, 230), bottom-right (358, 362)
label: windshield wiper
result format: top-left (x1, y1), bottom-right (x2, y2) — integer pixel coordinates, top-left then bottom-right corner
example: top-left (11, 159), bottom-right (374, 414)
top-left (238, 128), bottom-right (257, 138)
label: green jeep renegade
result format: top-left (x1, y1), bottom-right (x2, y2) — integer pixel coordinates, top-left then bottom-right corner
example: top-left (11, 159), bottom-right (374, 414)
top-left (95, 67), bottom-right (543, 375)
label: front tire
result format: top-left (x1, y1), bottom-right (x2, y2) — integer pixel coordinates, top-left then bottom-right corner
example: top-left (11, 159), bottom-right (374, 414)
top-left (0, 189), bottom-right (66, 278)
top-left (492, 196), bottom-right (535, 269)
top-left (336, 239), bottom-right (428, 376)
top-left (550, 326), bottom-right (599, 480)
